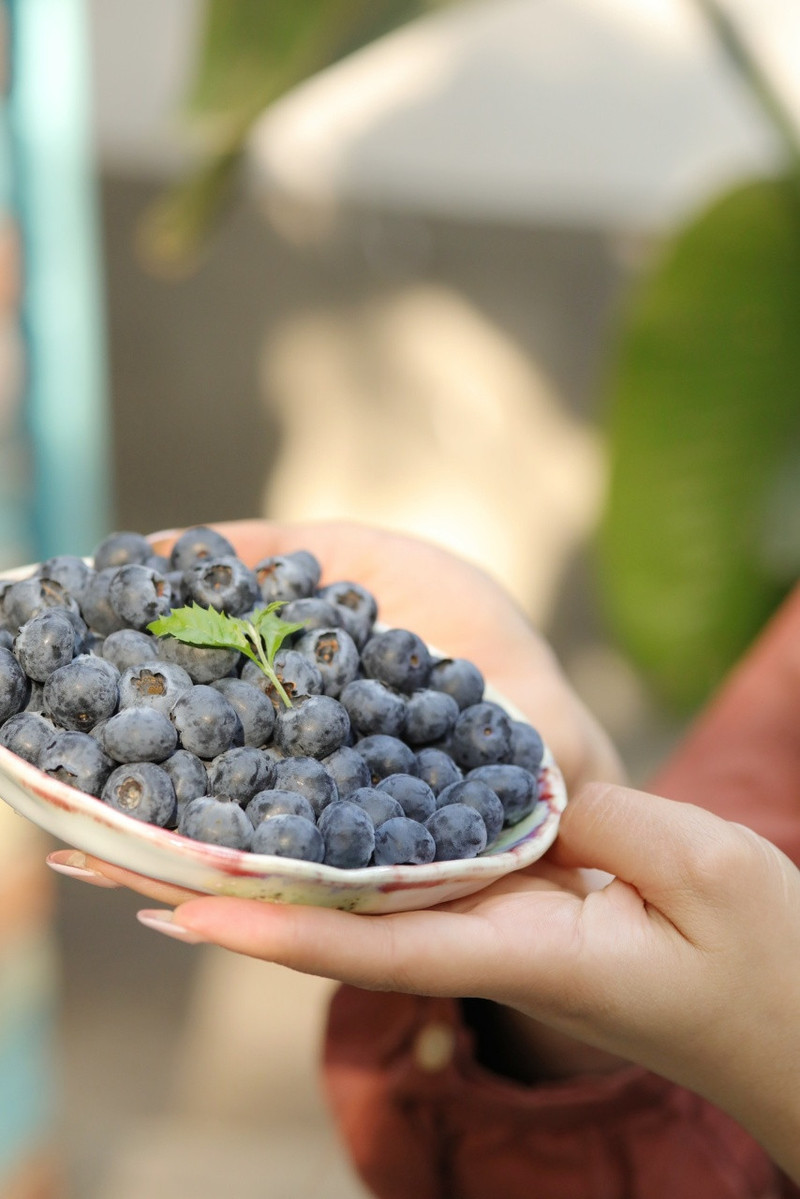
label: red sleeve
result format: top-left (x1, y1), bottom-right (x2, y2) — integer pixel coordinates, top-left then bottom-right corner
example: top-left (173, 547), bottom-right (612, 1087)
top-left (323, 584), bottom-right (800, 1199)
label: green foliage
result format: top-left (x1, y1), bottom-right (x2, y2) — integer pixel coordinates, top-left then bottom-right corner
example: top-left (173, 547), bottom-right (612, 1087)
top-left (148, 602), bottom-right (307, 707)
top-left (598, 176), bottom-right (800, 711)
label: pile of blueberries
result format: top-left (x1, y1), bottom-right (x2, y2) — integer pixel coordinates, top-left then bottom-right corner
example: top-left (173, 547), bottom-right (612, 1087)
top-left (0, 526), bottom-right (547, 868)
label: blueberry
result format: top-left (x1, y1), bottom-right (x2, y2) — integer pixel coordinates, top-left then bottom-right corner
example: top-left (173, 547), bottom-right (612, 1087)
top-left (0, 711), bottom-right (57, 765)
top-left (428, 658), bottom-right (485, 710)
top-left (245, 788), bottom-right (316, 827)
top-left (182, 556), bottom-right (259, 616)
top-left (467, 764), bottom-right (539, 826)
top-left (269, 755), bottom-right (338, 816)
top-left (279, 597), bottom-right (342, 638)
top-left (355, 733), bottom-right (417, 784)
top-left (254, 551), bottom-right (321, 603)
top-left (101, 707), bottom-right (178, 763)
top-left (210, 677), bottom-right (276, 748)
top-left (250, 813), bottom-right (325, 862)
top-left (373, 817), bottom-right (436, 866)
top-left (118, 662), bottom-right (193, 716)
top-left (102, 761), bottom-right (177, 826)
top-left (169, 526), bottom-right (237, 572)
top-left (316, 581), bottom-right (377, 648)
top-left (376, 773), bottom-right (436, 822)
top-left (206, 746), bottom-right (272, 805)
top-left (437, 778), bottom-right (504, 843)
top-left (321, 745), bottom-right (372, 798)
top-left (274, 693), bottom-right (350, 759)
top-left (340, 678), bottom-right (406, 739)
top-left (425, 803), bottom-right (487, 861)
top-left (37, 555), bottom-right (94, 602)
top-left (242, 650), bottom-right (323, 710)
top-left (93, 531), bottom-right (154, 571)
top-left (108, 564), bottom-right (173, 631)
top-left (170, 685), bottom-right (243, 759)
top-left (451, 702), bottom-right (512, 770)
top-left (79, 568), bottom-right (126, 636)
top-left (4, 575), bottom-right (81, 635)
top-left (39, 730), bottom-right (114, 796)
top-left (295, 627), bottom-right (360, 698)
top-left (402, 689), bottom-right (459, 746)
top-left (508, 720), bottom-right (545, 773)
top-left (101, 629), bottom-right (161, 672)
top-left (415, 747), bottom-right (463, 795)
top-left (13, 611), bottom-right (76, 681)
top-left (346, 786), bottom-right (404, 828)
top-left (178, 795), bottom-right (253, 849)
top-left (162, 749), bottom-right (208, 810)
top-left (360, 628), bottom-right (432, 694)
top-left (0, 629), bottom-right (12, 650)
top-left (317, 800), bottom-right (375, 869)
top-left (158, 635), bottom-right (240, 684)
top-left (43, 655), bottom-right (119, 732)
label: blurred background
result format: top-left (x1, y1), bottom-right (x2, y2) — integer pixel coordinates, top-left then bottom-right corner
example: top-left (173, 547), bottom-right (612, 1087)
top-left (1, 0), bottom-right (799, 1195)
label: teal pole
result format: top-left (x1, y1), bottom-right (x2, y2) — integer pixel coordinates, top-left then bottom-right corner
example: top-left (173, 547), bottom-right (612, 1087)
top-left (7, 0), bottom-right (112, 560)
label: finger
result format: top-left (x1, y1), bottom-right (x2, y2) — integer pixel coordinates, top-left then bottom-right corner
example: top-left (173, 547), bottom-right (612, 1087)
top-left (550, 781), bottom-right (746, 929)
top-left (79, 855), bottom-right (205, 906)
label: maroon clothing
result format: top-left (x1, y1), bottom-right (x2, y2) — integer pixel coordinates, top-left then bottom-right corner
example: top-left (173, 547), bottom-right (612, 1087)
top-left (323, 586), bottom-right (800, 1198)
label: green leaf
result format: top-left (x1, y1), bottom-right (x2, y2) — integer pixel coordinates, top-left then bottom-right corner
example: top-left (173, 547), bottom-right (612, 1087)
top-left (598, 176), bottom-right (800, 712)
top-left (147, 603), bottom-right (249, 651)
top-left (251, 605), bottom-right (309, 662)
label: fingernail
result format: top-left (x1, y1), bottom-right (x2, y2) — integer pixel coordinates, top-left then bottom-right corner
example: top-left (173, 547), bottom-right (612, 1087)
top-left (137, 909), bottom-right (206, 944)
top-left (46, 850), bottom-right (121, 888)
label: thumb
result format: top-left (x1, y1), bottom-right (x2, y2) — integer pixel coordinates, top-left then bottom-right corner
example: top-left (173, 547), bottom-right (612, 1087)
top-left (549, 781), bottom-right (744, 925)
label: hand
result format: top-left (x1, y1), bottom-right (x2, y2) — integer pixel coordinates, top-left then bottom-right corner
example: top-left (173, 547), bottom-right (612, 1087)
top-left (118, 782), bottom-right (800, 1183)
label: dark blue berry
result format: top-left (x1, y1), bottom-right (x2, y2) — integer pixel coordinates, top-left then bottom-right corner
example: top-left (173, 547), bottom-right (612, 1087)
top-left (210, 677), bottom-right (276, 748)
top-left (376, 773), bottom-right (436, 822)
top-left (316, 581), bottom-right (377, 648)
top-left (162, 749), bottom-right (208, 810)
top-left (428, 658), bottom-right (485, 709)
top-left (254, 552), bottom-right (320, 603)
top-left (169, 526), bottom-right (236, 572)
top-left (414, 747), bottom-right (463, 795)
top-left (79, 568), bottom-right (126, 636)
top-left (346, 786), bottom-right (404, 827)
top-left (279, 597), bottom-right (342, 638)
top-left (158, 635), bottom-right (240, 684)
top-left (14, 611), bottom-right (76, 681)
top-left (118, 662), bottom-right (193, 716)
top-left (43, 656), bottom-right (119, 732)
top-left (182, 556), bottom-right (259, 616)
top-left (245, 788), bottom-right (316, 827)
top-left (4, 575), bottom-right (81, 635)
top-left (101, 629), bottom-right (161, 673)
top-left (37, 555), bottom-right (94, 602)
top-left (340, 678), bottom-right (406, 739)
top-left (178, 795), bottom-right (252, 850)
top-left (241, 649), bottom-right (323, 708)
top-left (108, 564), bottom-right (173, 631)
top-left (402, 688), bottom-right (459, 745)
top-left (318, 801), bottom-right (375, 869)
top-left (102, 761), bottom-right (176, 826)
top-left (101, 708), bottom-right (178, 763)
top-left (250, 813), bottom-right (324, 862)
top-left (451, 702), bottom-right (512, 770)
top-left (274, 694), bottom-right (350, 759)
top-left (508, 721), bottom-right (545, 773)
top-left (269, 755), bottom-right (338, 816)
top-left (437, 778), bottom-right (504, 843)
top-left (0, 711), bottom-right (56, 765)
top-left (356, 734), bottom-right (417, 783)
top-left (206, 746), bottom-right (272, 805)
top-left (170, 685), bottom-right (243, 759)
top-left (425, 803), bottom-right (487, 861)
top-left (295, 627), bottom-right (360, 698)
top-left (321, 745), bottom-right (372, 798)
top-left (467, 764), bottom-right (539, 826)
top-left (93, 531), bottom-right (153, 571)
top-left (39, 730), bottom-right (114, 796)
top-left (360, 628), bottom-right (432, 694)
top-left (373, 817), bottom-right (436, 866)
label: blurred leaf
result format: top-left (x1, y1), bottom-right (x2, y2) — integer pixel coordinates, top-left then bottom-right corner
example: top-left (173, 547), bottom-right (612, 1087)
top-left (598, 176), bottom-right (800, 712)
top-left (143, 0), bottom-right (450, 272)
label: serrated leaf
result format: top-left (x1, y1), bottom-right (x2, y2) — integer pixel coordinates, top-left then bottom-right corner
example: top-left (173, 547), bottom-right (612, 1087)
top-left (251, 607), bottom-right (308, 662)
top-left (598, 176), bottom-right (800, 712)
top-left (147, 603), bottom-right (249, 652)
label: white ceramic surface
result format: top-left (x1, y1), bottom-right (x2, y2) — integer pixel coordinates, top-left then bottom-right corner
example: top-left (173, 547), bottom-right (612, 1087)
top-left (0, 562), bottom-right (566, 913)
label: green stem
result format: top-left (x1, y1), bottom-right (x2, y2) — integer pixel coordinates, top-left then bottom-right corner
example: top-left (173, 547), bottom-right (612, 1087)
top-left (244, 622), bottom-right (294, 709)
top-left (693, 0), bottom-right (800, 191)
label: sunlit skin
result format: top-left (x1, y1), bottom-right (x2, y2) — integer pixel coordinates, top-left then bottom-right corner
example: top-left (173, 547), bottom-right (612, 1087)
top-left (51, 520), bottom-right (800, 1182)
